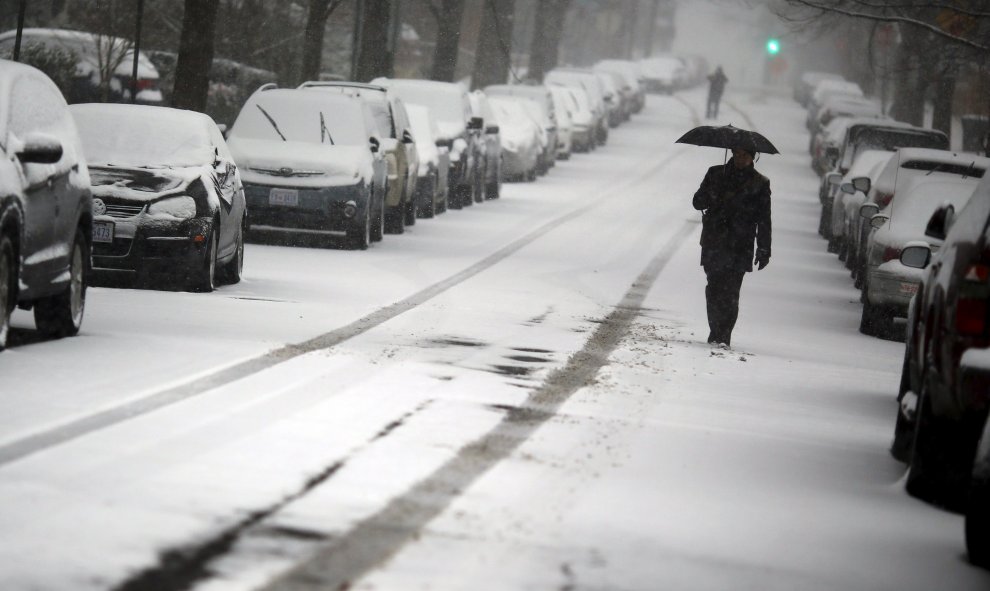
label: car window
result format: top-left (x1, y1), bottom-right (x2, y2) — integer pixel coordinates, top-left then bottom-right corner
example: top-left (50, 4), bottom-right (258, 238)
top-left (8, 72), bottom-right (81, 177)
top-left (232, 95), bottom-right (369, 146)
top-left (73, 106), bottom-right (213, 167)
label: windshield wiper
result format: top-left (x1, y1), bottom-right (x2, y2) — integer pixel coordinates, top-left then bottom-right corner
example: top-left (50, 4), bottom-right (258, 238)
top-left (256, 104), bottom-right (287, 142)
top-left (924, 162), bottom-right (945, 176)
top-left (320, 112), bottom-right (334, 145)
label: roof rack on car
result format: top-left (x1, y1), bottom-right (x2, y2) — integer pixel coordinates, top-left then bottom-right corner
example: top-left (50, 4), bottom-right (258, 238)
top-left (256, 82), bottom-right (278, 92)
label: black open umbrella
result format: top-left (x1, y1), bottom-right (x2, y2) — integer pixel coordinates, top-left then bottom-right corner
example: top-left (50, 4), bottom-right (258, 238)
top-left (675, 124), bottom-right (780, 155)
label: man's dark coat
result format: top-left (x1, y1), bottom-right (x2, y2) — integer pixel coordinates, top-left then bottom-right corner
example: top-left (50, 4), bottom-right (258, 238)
top-left (692, 162), bottom-right (772, 272)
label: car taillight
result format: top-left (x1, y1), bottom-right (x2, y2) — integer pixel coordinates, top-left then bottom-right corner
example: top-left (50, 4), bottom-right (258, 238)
top-left (136, 78), bottom-right (158, 91)
top-left (876, 191), bottom-right (894, 209)
top-left (956, 264), bottom-right (990, 336)
top-left (883, 246), bottom-right (901, 262)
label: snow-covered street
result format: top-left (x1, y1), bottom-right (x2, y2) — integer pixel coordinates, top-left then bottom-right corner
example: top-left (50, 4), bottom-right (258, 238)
top-left (1, 87), bottom-right (987, 590)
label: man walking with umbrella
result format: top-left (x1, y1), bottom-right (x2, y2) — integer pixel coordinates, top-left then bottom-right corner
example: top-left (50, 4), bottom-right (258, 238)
top-left (692, 146), bottom-right (772, 347)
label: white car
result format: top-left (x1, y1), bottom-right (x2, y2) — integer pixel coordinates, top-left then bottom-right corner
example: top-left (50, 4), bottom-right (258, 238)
top-left (405, 103), bottom-right (450, 218)
top-left (828, 149), bottom-right (894, 254)
top-left (554, 84), bottom-right (595, 152)
top-left (488, 96), bottom-right (542, 182)
top-left (860, 174), bottom-right (983, 337)
top-left (548, 85), bottom-right (575, 160)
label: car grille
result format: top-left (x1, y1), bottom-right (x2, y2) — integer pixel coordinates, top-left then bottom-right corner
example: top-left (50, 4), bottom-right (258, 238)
top-left (104, 204), bottom-right (145, 218)
top-left (249, 167), bottom-right (325, 178)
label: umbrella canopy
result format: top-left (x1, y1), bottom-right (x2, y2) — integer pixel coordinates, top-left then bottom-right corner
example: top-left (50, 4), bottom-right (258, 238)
top-left (675, 124), bottom-right (780, 155)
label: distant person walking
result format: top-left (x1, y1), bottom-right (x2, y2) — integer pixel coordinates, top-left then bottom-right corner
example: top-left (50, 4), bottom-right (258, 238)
top-left (706, 66), bottom-right (728, 119)
top-left (692, 147), bottom-right (771, 347)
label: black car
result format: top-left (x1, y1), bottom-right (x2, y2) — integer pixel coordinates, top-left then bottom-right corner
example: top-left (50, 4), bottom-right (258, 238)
top-left (968, 408), bottom-right (990, 568)
top-left (71, 103), bottom-right (246, 291)
top-left (0, 60), bottom-right (93, 350)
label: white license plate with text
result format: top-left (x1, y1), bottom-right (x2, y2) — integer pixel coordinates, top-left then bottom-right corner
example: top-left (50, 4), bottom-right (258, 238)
top-left (92, 221), bottom-right (114, 243)
top-left (269, 188), bottom-right (299, 207)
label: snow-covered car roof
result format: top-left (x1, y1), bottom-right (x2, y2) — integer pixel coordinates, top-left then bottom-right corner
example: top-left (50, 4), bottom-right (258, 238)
top-left (370, 78), bottom-right (469, 138)
top-left (812, 80), bottom-right (862, 103)
top-left (0, 28), bottom-right (159, 78)
top-left (844, 150), bottom-right (893, 182)
top-left (883, 175), bottom-right (980, 237)
top-left (70, 103), bottom-right (216, 168)
top-left (894, 148), bottom-right (990, 172)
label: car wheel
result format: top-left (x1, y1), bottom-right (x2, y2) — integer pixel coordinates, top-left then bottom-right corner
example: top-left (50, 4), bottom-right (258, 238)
top-left (404, 198), bottom-right (417, 226)
top-left (474, 176), bottom-right (485, 203)
top-left (189, 227), bottom-right (218, 293)
top-left (34, 227), bottom-right (88, 338)
top-left (906, 378), bottom-right (974, 511)
top-left (0, 234), bottom-right (14, 351)
top-left (859, 300), bottom-right (893, 338)
top-left (461, 183), bottom-right (474, 207)
top-left (384, 205), bottom-right (405, 234)
top-left (346, 201), bottom-right (371, 250)
top-left (966, 448), bottom-right (990, 567)
top-left (370, 194), bottom-right (385, 242)
top-left (220, 225), bottom-right (245, 284)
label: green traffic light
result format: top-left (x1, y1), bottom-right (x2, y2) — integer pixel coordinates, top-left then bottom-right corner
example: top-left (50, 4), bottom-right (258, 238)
top-left (766, 38), bottom-right (780, 55)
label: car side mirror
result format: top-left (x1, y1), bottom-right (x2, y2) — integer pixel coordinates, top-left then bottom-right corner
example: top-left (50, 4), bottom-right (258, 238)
top-left (435, 138), bottom-right (452, 149)
top-left (852, 176), bottom-right (871, 194)
top-left (925, 204), bottom-right (955, 241)
top-left (486, 125), bottom-right (499, 134)
top-left (859, 203), bottom-right (880, 219)
top-left (17, 133), bottom-right (63, 164)
top-left (402, 129), bottom-right (414, 144)
top-left (840, 182), bottom-right (855, 194)
top-left (468, 116), bottom-right (483, 131)
top-left (900, 244), bottom-right (931, 269)
top-left (870, 214), bottom-right (889, 230)
top-left (369, 136), bottom-right (380, 153)
top-left (826, 172), bottom-right (842, 187)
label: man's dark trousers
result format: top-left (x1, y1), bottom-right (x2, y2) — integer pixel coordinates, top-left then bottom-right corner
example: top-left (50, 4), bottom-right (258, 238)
top-left (705, 263), bottom-right (744, 345)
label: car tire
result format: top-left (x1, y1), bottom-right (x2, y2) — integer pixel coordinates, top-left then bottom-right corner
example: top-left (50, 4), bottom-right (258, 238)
top-left (474, 176), bottom-right (485, 203)
top-left (461, 184), bottom-right (474, 207)
top-left (966, 454), bottom-right (990, 567)
top-left (859, 300), bottom-right (893, 338)
top-left (189, 227), bottom-right (218, 293)
top-left (370, 194), bottom-right (385, 242)
top-left (220, 225), bottom-right (245, 284)
top-left (346, 202), bottom-right (371, 250)
top-left (0, 234), bottom-right (15, 351)
top-left (34, 227), bottom-right (88, 337)
top-left (384, 205), bottom-right (405, 234)
top-left (404, 198), bottom-right (417, 226)
top-left (906, 378), bottom-right (975, 511)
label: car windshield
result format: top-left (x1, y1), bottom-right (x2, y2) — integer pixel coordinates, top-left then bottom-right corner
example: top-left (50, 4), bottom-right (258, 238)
top-left (72, 107), bottom-right (211, 167)
top-left (232, 95), bottom-right (367, 146)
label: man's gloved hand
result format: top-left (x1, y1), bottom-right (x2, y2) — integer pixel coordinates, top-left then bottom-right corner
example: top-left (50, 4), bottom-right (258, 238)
top-left (755, 250), bottom-right (770, 270)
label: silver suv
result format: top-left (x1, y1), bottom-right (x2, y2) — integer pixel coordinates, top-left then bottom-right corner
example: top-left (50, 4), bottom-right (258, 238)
top-left (0, 60), bottom-right (93, 350)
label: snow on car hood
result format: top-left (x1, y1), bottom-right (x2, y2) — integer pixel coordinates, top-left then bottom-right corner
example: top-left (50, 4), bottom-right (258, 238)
top-left (228, 138), bottom-right (373, 188)
top-left (89, 165), bottom-right (217, 206)
top-left (436, 121), bottom-right (466, 140)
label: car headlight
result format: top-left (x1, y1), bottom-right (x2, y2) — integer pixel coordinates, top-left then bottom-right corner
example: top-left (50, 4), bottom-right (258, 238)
top-left (147, 196), bottom-right (196, 219)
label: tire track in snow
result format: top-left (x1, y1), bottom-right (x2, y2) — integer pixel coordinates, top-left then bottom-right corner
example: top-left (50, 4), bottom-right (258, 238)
top-left (258, 219), bottom-right (698, 591)
top-left (0, 116), bottom-right (698, 468)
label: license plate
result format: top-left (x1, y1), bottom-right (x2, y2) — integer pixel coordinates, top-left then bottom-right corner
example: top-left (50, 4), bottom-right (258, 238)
top-left (269, 188), bottom-right (299, 207)
top-left (92, 221), bottom-right (114, 243)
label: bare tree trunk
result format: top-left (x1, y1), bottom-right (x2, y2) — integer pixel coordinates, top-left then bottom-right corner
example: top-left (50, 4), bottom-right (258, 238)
top-left (472, 0), bottom-right (514, 90)
top-left (172, 0), bottom-right (220, 112)
top-left (527, 0), bottom-right (571, 82)
top-left (430, 0), bottom-right (465, 81)
top-left (353, 0), bottom-right (392, 81)
top-left (300, 0), bottom-right (338, 84)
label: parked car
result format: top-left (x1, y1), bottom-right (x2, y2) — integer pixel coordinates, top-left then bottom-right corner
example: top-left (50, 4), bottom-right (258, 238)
top-left (810, 97), bottom-right (883, 144)
top-left (594, 70), bottom-right (623, 127)
top-left (0, 28), bottom-right (163, 105)
top-left (488, 96), bottom-right (541, 182)
top-left (967, 389), bottom-right (990, 567)
top-left (638, 55), bottom-right (684, 94)
top-left (838, 155), bottom-right (894, 271)
top-left (851, 149), bottom-right (989, 287)
top-left (891, 172), bottom-right (990, 513)
top-left (545, 68), bottom-right (608, 146)
top-left (372, 78), bottom-right (484, 208)
top-left (0, 59), bottom-right (92, 350)
top-left (794, 71), bottom-right (844, 107)
top-left (299, 81), bottom-right (419, 233)
top-left (555, 84), bottom-right (596, 152)
top-left (405, 103), bottom-right (449, 218)
top-left (827, 149), bottom-right (893, 255)
top-left (71, 103), bottom-right (246, 291)
top-left (594, 59), bottom-right (644, 113)
top-left (860, 174), bottom-right (981, 337)
top-left (806, 79), bottom-right (863, 130)
top-left (517, 98), bottom-right (554, 176)
top-left (819, 119), bottom-right (949, 242)
top-left (484, 84), bottom-right (557, 173)
top-left (226, 87), bottom-right (388, 250)
top-left (548, 85), bottom-right (574, 160)
top-left (468, 90), bottom-right (502, 200)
